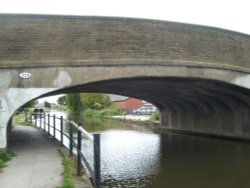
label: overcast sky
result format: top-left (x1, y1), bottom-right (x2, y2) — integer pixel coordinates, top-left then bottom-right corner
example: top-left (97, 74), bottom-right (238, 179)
top-left (2, 0), bottom-right (248, 103)
top-left (0, 0), bottom-right (250, 35)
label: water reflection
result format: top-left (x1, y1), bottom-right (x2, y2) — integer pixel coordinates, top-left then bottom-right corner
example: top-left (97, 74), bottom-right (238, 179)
top-left (52, 112), bottom-right (250, 188)
top-left (152, 133), bottom-right (250, 188)
top-left (81, 118), bottom-right (161, 188)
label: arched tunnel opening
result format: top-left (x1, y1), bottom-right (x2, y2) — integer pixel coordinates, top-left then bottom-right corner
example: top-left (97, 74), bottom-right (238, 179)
top-left (43, 76), bottom-right (250, 140)
top-left (7, 76), bottom-right (250, 188)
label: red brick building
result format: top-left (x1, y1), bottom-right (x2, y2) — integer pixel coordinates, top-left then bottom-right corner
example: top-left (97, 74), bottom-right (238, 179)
top-left (110, 95), bottom-right (144, 114)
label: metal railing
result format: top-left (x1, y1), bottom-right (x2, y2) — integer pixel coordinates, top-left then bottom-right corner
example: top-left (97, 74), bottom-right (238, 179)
top-left (25, 112), bottom-right (101, 188)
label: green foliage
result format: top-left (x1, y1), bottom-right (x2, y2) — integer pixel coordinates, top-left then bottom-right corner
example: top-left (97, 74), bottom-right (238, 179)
top-left (65, 93), bottom-right (122, 118)
top-left (44, 101), bottom-right (51, 108)
top-left (0, 159), bottom-right (5, 169)
top-left (18, 100), bottom-right (37, 112)
top-left (13, 113), bottom-right (25, 125)
top-left (19, 121), bottom-right (37, 129)
top-left (57, 149), bottom-right (74, 188)
top-left (84, 108), bottom-right (95, 118)
top-left (66, 94), bottom-right (83, 114)
top-left (13, 113), bottom-right (37, 128)
top-left (150, 111), bottom-right (160, 121)
top-left (23, 100), bottom-right (37, 108)
top-left (0, 151), bottom-right (15, 161)
top-left (83, 102), bottom-right (123, 118)
top-left (0, 151), bottom-right (15, 171)
top-left (54, 105), bottom-right (68, 112)
top-left (57, 95), bottom-right (67, 106)
top-left (80, 93), bottom-right (111, 110)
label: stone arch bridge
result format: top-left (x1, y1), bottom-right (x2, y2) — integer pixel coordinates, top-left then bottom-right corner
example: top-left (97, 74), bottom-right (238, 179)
top-left (1, 14), bottom-right (250, 149)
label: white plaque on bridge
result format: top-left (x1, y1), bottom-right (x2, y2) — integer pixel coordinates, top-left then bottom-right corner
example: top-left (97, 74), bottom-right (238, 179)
top-left (19, 72), bottom-right (31, 79)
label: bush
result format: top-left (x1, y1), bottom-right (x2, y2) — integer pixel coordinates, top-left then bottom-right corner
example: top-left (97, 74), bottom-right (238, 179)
top-left (84, 108), bottom-right (95, 118)
top-left (150, 111), bottom-right (160, 121)
top-left (83, 103), bottom-right (123, 118)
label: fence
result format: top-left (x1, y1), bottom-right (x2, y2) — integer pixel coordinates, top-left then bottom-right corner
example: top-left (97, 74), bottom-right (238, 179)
top-left (25, 112), bottom-right (101, 188)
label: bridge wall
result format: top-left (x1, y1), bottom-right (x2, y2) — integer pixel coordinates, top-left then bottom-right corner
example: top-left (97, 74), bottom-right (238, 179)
top-left (1, 14), bottom-right (250, 149)
top-left (1, 65), bottom-right (250, 150)
top-left (0, 14), bottom-right (250, 72)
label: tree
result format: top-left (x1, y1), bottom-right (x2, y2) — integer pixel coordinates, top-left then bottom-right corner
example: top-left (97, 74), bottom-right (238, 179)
top-left (66, 94), bottom-right (83, 113)
top-left (57, 95), bottom-right (67, 105)
top-left (23, 100), bottom-right (37, 108)
top-left (80, 93), bottom-right (111, 110)
top-left (44, 101), bottom-right (51, 109)
top-left (18, 99), bottom-right (37, 112)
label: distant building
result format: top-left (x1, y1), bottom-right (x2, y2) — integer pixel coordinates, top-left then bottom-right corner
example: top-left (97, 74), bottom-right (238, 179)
top-left (110, 95), bottom-right (149, 114)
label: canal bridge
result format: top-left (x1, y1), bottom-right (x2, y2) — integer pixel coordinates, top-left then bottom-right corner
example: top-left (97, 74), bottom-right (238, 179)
top-left (1, 14), bottom-right (250, 149)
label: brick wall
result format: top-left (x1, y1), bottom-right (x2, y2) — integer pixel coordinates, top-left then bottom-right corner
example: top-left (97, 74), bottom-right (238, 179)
top-left (0, 14), bottom-right (250, 70)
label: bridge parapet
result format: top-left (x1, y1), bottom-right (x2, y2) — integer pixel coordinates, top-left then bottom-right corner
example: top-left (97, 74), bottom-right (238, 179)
top-left (0, 14), bottom-right (249, 71)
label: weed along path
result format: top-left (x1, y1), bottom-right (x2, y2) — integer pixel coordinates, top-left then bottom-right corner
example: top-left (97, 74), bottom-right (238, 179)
top-left (0, 125), bottom-right (63, 188)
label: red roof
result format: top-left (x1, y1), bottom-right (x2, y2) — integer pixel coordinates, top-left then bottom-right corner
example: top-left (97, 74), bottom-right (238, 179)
top-left (116, 98), bottom-right (144, 112)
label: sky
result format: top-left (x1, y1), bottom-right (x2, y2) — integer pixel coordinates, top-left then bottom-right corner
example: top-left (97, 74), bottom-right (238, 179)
top-left (0, 0), bottom-right (250, 35)
top-left (1, 0), bottom-right (249, 103)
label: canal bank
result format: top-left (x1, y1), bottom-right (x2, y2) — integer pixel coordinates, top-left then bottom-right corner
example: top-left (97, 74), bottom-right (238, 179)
top-left (0, 125), bottom-right (92, 188)
top-left (111, 114), bottom-right (250, 142)
top-left (81, 117), bottom-right (250, 188)
top-left (21, 110), bottom-right (250, 188)
top-left (107, 114), bottom-right (160, 126)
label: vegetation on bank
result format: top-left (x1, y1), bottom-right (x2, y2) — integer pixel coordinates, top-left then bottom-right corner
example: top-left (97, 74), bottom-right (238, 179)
top-left (64, 93), bottom-right (123, 118)
top-left (0, 151), bottom-right (15, 172)
top-left (83, 103), bottom-right (123, 118)
top-left (150, 111), bottom-right (160, 121)
top-left (58, 148), bottom-right (91, 188)
top-left (13, 113), bottom-right (36, 128)
top-left (15, 93), bottom-right (159, 125)
top-left (58, 149), bottom-right (75, 188)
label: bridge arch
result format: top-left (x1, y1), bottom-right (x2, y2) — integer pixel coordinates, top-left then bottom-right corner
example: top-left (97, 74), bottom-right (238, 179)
top-left (1, 14), bottom-right (250, 149)
top-left (43, 72), bottom-right (250, 139)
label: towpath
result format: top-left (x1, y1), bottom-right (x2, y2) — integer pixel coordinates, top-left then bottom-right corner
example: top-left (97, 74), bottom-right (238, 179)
top-left (0, 125), bottom-right (63, 188)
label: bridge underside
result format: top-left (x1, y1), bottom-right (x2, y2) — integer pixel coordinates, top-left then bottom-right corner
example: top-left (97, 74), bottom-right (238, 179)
top-left (49, 77), bottom-right (250, 139)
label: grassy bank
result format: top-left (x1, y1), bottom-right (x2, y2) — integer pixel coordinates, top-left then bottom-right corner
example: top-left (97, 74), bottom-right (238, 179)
top-left (13, 113), bottom-right (37, 129)
top-left (13, 113), bottom-right (25, 126)
top-left (58, 149), bottom-right (74, 188)
top-left (83, 103), bottom-right (123, 118)
top-left (0, 151), bottom-right (15, 172)
top-left (150, 111), bottom-right (160, 121)
top-left (57, 149), bottom-right (91, 188)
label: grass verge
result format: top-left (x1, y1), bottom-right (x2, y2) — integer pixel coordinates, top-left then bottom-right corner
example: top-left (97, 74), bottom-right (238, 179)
top-left (58, 149), bottom-right (75, 188)
top-left (18, 121), bottom-right (38, 129)
top-left (13, 113), bottom-right (38, 129)
top-left (57, 149), bottom-right (92, 188)
top-left (0, 151), bottom-right (15, 172)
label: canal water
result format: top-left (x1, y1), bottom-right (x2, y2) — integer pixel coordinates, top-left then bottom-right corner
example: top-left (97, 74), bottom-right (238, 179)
top-left (51, 112), bottom-right (250, 188)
